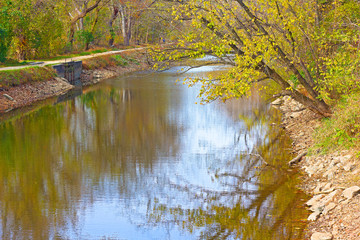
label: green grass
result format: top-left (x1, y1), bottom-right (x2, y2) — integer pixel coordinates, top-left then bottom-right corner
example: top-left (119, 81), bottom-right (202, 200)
top-left (0, 59), bottom-right (29, 68)
top-left (38, 48), bottom-right (110, 61)
top-left (0, 48), bottom-right (112, 67)
top-left (0, 67), bottom-right (56, 89)
top-left (310, 93), bottom-right (360, 154)
top-left (82, 54), bottom-right (136, 70)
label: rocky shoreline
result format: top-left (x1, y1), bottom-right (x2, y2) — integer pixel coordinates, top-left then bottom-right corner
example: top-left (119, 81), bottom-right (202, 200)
top-left (273, 97), bottom-right (360, 240)
top-left (0, 56), bottom-right (150, 114)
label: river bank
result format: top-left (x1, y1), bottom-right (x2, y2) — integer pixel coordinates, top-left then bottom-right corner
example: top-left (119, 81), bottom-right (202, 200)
top-left (273, 97), bottom-right (360, 240)
top-left (0, 49), bottom-right (151, 113)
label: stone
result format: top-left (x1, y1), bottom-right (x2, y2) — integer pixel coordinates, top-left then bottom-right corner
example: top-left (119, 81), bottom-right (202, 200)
top-left (305, 165), bottom-right (319, 177)
top-left (323, 202), bottom-right (337, 215)
top-left (323, 183), bottom-right (333, 191)
top-left (342, 186), bottom-right (360, 199)
top-left (352, 168), bottom-right (360, 175)
top-left (311, 232), bottom-right (333, 240)
top-left (271, 98), bottom-right (283, 106)
top-left (343, 162), bottom-right (355, 171)
top-left (290, 111), bottom-right (302, 118)
top-left (314, 182), bottom-right (326, 194)
top-left (310, 190), bottom-right (339, 212)
top-left (306, 194), bottom-right (325, 207)
top-left (339, 154), bottom-right (352, 164)
top-left (3, 94), bottom-right (14, 101)
top-left (308, 210), bottom-right (321, 221)
top-left (324, 166), bottom-right (338, 180)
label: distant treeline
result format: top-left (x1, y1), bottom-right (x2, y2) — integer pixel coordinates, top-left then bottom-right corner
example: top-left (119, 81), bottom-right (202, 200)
top-left (0, 0), bottom-right (176, 61)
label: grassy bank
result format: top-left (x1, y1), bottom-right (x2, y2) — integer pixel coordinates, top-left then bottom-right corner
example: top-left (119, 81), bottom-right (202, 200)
top-left (0, 67), bottom-right (56, 89)
top-left (0, 49), bottom-right (110, 68)
top-left (82, 54), bottom-right (139, 70)
top-left (0, 46), bottom-right (142, 68)
top-left (311, 93), bottom-right (360, 155)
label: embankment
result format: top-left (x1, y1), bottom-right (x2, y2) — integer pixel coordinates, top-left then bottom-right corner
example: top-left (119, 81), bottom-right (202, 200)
top-left (0, 49), bottom-right (150, 113)
top-left (273, 97), bottom-right (360, 240)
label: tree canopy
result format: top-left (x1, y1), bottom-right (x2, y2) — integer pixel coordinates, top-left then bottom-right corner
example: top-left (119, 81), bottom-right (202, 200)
top-left (151, 0), bottom-right (360, 116)
top-left (0, 0), bottom-right (174, 61)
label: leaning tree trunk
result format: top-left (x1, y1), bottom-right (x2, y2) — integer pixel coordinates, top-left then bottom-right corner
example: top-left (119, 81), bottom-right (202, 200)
top-left (68, 0), bottom-right (102, 47)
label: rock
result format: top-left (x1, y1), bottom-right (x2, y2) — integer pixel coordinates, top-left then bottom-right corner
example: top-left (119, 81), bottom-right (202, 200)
top-left (305, 165), bottom-right (319, 177)
top-left (308, 210), bottom-right (321, 221)
top-left (290, 111), bottom-right (302, 118)
top-left (339, 154), bottom-right (352, 164)
top-left (310, 190), bottom-right (339, 212)
top-left (3, 94), bottom-right (14, 101)
top-left (306, 194), bottom-right (325, 207)
top-left (323, 183), bottom-right (333, 191)
top-left (343, 162), bottom-right (355, 171)
top-left (271, 98), bottom-right (283, 106)
top-left (314, 182), bottom-right (326, 194)
top-left (324, 166), bottom-right (338, 180)
top-left (342, 186), bottom-right (360, 199)
top-left (352, 168), bottom-right (360, 175)
top-left (323, 202), bottom-right (337, 215)
top-left (311, 232), bottom-right (333, 240)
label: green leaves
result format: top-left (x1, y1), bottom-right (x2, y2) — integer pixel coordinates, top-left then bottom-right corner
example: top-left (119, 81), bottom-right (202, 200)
top-left (0, 28), bottom-right (9, 62)
top-left (151, 0), bottom-right (360, 116)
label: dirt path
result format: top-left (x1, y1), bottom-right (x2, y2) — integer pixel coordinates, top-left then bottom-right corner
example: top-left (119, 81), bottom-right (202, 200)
top-left (0, 47), bottom-right (147, 71)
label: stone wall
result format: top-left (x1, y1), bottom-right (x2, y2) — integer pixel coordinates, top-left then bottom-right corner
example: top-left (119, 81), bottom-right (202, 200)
top-left (52, 61), bottom-right (82, 84)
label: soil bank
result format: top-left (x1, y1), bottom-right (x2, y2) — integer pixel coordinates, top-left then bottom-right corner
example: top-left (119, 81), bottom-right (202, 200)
top-left (0, 50), bottom-right (151, 114)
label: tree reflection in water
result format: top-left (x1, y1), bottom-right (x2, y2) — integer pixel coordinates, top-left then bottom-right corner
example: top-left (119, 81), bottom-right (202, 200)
top-left (0, 69), bottom-right (308, 239)
top-left (0, 81), bottom-right (179, 239)
top-left (146, 93), bottom-right (308, 240)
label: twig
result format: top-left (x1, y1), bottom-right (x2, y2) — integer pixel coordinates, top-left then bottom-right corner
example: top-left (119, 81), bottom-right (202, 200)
top-left (288, 151), bottom-right (307, 166)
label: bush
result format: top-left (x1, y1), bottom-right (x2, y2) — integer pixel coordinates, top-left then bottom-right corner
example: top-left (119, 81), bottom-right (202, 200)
top-left (75, 30), bottom-right (94, 50)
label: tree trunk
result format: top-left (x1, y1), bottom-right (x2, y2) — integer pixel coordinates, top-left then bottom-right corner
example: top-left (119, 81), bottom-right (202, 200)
top-left (120, 5), bottom-right (133, 46)
top-left (108, 5), bottom-right (119, 47)
top-left (261, 64), bottom-right (332, 116)
top-left (69, 0), bottom-right (102, 46)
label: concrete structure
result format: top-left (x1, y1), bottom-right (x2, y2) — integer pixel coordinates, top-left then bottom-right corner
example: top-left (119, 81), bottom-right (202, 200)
top-left (52, 61), bottom-right (82, 85)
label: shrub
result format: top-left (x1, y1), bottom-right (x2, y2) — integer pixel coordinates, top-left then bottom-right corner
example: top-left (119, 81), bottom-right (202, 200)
top-left (75, 30), bottom-right (94, 50)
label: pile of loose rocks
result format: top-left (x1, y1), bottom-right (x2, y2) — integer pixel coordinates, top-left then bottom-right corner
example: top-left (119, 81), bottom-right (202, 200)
top-left (272, 96), bottom-right (360, 240)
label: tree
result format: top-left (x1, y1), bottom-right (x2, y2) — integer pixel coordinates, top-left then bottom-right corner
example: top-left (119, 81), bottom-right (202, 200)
top-left (0, 0), bottom-right (66, 60)
top-left (68, 0), bottom-right (103, 47)
top-left (0, 1), bottom-right (12, 62)
top-left (117, 0), bottom-right (157, 46)
top-left (108, 0), bottom-right (119, 47)
top-left (152, 0), bottom-right (360, 116)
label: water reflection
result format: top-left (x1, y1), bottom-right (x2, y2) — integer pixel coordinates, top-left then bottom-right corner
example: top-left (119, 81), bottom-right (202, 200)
top-left (0, 67), bottom-right (307, 239)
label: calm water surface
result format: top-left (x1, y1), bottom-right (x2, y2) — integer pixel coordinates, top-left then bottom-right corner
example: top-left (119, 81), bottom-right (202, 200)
top-left (0, 66), bottom-right (308, 239)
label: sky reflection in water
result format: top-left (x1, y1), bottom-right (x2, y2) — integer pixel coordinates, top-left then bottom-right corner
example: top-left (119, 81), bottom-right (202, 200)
top-left (0, 66), bottom-right (308, 239)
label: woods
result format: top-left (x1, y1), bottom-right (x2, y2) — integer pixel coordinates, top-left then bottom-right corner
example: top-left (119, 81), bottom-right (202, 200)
top-left (0, 0), bottom-right (172, 61)
top-left (0, 0), bottom-right (360, 117)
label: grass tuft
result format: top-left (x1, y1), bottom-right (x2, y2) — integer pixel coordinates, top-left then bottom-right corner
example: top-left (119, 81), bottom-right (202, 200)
top-left (311, 93), bottom-right (360, 154)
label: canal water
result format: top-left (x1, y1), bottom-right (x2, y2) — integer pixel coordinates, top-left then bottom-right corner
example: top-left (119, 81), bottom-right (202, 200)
top-left (0, 66), bottom-right (308, 239)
